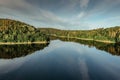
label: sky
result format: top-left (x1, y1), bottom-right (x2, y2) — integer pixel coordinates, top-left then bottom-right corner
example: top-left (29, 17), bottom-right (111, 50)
top-left (0, 0), bottom-right (120, 30)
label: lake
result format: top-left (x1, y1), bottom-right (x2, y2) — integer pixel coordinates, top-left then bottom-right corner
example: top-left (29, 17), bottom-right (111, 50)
top-left (0, 39), bottom-right (120, 80)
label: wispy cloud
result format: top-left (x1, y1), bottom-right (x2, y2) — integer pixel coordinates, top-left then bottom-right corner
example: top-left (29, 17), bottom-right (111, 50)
top-left (80, 0), bottom-right (89, 9)
top-left (0, 0), bottom-right (120, 29)
top-left (78, 58), bottom-right (90, 80)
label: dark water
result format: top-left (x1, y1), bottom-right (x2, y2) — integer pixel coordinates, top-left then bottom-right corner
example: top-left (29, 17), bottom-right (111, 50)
top-left (0, 39), bottom-right (120, 80)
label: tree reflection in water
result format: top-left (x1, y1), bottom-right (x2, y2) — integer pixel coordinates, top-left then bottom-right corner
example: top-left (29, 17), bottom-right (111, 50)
top-left (0, 43), bottom-right (49, 59)
top-left (0, 37), bottom-right (120, 59)
top-left (50, 36), bottom-right (120, 56)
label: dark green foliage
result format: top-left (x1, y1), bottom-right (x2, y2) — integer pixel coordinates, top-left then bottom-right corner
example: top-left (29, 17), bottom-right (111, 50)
top-left (0, 18), bottom-right (120, 43)
top-left (115, 31), bottom-right (120, 43)
top-left (0, 19), bottom-right (48, 42)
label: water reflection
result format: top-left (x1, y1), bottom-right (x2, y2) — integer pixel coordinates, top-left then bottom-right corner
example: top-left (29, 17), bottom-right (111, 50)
top-left (50, 36), bottom-right (120, 56)
top-left (0, 37), bottom-right (120, 59)
top-left (0, 40), bottom-right (120, 80)
top-left (0, 43), bottom-right (49, 59)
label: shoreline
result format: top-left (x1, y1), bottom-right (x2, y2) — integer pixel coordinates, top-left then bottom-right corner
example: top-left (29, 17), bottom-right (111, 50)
top-left (0, 36), bottom-right (115, 45)
top-left (0, 41), bottom-right (48, 45)
top-left (51, 35), bottom-right (115, 43)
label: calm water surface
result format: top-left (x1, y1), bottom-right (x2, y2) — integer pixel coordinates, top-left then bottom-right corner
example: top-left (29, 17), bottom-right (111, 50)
top-left (0, 40), bottom-right (120, 80)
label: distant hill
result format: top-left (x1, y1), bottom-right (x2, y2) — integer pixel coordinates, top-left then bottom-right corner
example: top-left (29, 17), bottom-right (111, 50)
top-left (39, 27), bottom-right (120, 43)
top-left (0, 19), bottom-right (49, 43)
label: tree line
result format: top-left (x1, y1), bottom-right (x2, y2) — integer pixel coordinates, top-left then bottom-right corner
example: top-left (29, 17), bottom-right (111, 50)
top-left (0, 19), bottom-right (120, 43)
top-left (40, 27), bottom-right (120, 43)
top-left (0, 19), bottom-right (49, 43)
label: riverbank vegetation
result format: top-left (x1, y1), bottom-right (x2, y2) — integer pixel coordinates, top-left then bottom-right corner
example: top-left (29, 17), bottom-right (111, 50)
top-left (0, 19), bottom-right (49, 43)
top-left (0, 18), bottom-right (120, 44)
top-left (40, 27), bottom-right (120, 43)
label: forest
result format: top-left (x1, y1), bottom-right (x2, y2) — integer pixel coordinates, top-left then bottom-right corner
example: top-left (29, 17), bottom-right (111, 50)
top-left (40, 27), bottom-right (120, 43)
top-left (0, 19), bottom-right (49, 43)
top-left (0, 18), bottom-right (120, 43)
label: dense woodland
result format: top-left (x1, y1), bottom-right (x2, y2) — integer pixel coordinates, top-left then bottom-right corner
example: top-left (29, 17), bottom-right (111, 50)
top-left (0, 19), bottom-right (49, 42)
top-left (0, 19), bottom-right (120, 57)
top-left (0, 18), bottom-right (120, 43)
top-left (40, 27), bottom-right (120, 43)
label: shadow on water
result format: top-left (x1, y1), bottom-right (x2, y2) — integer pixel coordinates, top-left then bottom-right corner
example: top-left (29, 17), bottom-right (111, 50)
top-left (50, 36), bottom-right (120, 56)
top-left (0, 43), bottom-right (49, 59)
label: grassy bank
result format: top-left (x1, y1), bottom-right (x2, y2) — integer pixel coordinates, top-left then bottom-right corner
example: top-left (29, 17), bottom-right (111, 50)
top-left (0, 41), bottom-right (48, 45)
top-left (51, 35), bottom-right (115, 43)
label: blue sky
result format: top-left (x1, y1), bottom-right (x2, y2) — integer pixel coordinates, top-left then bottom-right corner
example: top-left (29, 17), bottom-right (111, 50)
top-left (0, 0), bottom-right (120, 30)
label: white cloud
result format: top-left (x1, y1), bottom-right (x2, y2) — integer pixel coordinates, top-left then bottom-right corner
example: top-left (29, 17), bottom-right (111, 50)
top-left (78, 58), bottom-right (90, 80)
top-left (0, 0), bottom-right (120, 30)
top-left (77, 12), bottom-right (85, 18)
top-left (0, 57), bottom-right (26, 74)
